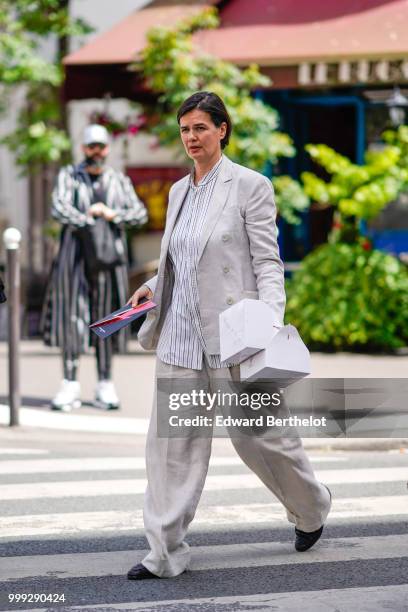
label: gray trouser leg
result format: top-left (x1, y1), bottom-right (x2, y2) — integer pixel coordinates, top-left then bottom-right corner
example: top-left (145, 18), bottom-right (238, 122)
top-left (227, 430), bottom-right (331, 531)
top-left (142, 360), bottom-right (213, 577)
top-left (142, 359), bottom-right (331, 577)
top-left (211, 366), bottom-right (332, 532)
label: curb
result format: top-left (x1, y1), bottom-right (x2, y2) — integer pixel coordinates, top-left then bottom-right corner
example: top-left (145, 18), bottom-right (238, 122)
top-left (0, 405), bottom-right (148, 435)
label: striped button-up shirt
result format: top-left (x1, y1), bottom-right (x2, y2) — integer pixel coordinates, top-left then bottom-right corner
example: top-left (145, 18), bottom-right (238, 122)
top-left (157, 155), bottom-right (231, 370)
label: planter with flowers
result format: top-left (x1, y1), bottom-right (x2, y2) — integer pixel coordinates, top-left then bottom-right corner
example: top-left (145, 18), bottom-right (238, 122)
top-left (88, 110), bottom-right (147, 139)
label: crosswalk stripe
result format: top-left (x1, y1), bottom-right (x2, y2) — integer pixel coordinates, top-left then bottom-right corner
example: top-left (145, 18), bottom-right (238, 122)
top-left (0, 454), bottom-right (347, 475)
top-left (1, 452), bottom-right (406, 611)
top-left (18, 585), bottom-right (408, 612)
top-left (0, 457), bottom-right (147, 474)
top-left (0, 466), bottom-right (406, 500)
top-left (1, 534), bottom-right (408, 582)
top-left (0, 495), bottom-right (406, 539)
top-left (0, 448), bottom-right (49, 456)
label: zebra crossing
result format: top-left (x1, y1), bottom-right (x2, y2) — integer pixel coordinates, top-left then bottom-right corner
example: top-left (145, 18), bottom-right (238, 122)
top-left (0, 443), bottom-right (407, 611)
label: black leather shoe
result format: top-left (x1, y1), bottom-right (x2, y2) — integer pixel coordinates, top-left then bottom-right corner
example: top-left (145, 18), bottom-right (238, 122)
top-left (127, 563), bottom-right (159, 580)
top-left (295, 525), bottom-right (324, 552)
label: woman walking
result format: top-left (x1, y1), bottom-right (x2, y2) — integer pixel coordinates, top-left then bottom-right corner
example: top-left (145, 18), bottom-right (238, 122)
top-left (127, 92), bottom-right (331, 579)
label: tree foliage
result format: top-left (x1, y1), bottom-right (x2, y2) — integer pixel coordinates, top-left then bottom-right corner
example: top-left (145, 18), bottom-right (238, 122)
top-left (0, 1), bottom-right (59, 88)
top-left (287, 127), bottom-right (408, 352)
top-left (139, 8), bottom-right (293, 168)
top-left (286, 242), bottom-right (408, 351)
top-left (138, 8), bottom-right (308, 224)
top-left (301, 126), bottom-right (408, 241)
top-left (272, 176), bottom-right (310, 225)
top-left (0, 0), bottom-right (93, 169)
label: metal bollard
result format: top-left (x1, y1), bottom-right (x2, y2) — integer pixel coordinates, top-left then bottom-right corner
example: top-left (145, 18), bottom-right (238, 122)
top-left (3, 228), bottom-right (22, 427)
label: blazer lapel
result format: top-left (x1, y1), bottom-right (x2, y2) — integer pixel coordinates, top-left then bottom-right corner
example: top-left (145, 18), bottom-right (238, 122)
top-left (197, 155), bottom-right (233, 263)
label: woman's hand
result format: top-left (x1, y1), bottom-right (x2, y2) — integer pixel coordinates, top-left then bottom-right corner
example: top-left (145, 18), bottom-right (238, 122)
top-left (127, 284), bottom-right (153, 308)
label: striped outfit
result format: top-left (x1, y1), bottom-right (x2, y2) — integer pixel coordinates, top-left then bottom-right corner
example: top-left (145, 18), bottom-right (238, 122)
top-left (156, 156), bottom-right (232, 370)
top-left (41, 162), bottom-right (147, 380)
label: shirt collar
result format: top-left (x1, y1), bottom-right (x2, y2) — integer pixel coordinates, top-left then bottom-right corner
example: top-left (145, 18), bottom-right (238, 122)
top-left (190, 154), bottom-right (224, 188)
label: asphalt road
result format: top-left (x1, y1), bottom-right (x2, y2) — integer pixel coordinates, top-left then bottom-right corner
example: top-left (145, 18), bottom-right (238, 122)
top-left (0, 427), bottom-right (408, 611)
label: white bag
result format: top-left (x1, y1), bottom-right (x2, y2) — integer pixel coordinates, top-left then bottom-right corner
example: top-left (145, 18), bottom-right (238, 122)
top-left (240, 324), bottom-right (311, 387)
top-left (219, 299), bottom-right (280, 363)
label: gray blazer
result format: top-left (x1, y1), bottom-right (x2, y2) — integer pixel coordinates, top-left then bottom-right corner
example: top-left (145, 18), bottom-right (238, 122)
top-left (138, 155), bottom-right (286, 355)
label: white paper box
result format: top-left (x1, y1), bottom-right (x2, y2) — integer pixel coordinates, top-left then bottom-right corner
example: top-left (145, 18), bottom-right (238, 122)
top-left (240, 324), bottom-right (311, 386)
top-left (219, 299), bottom-right (280, 363)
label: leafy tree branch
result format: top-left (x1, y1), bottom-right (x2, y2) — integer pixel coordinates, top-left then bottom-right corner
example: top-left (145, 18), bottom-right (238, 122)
top-left (137, 7), bottom-right (308, 224)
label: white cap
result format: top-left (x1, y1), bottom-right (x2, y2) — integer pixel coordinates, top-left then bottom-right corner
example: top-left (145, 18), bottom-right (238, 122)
top-left (82, 124), bottom-right (109, 146)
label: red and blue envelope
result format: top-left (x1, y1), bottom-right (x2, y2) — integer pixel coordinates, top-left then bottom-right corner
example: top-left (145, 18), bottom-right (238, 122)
top-left (90, 299), bottom-right (156, 339)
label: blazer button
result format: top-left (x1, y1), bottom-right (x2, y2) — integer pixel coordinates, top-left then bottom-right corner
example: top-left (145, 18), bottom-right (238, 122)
top-left (222, 234), bottom-right (230, 242)
top-left (223, 266), bottom-right (230, 274)
top-left (226, 297), bottom-right (234, 305)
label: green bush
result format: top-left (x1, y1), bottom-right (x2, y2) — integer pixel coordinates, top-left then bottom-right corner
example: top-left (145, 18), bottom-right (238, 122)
top-left (285, 243), bottom-right (408, 351)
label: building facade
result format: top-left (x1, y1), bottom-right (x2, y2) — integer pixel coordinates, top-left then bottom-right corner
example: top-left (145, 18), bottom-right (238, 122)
top-left (64, 0), bottom-right (408, 262)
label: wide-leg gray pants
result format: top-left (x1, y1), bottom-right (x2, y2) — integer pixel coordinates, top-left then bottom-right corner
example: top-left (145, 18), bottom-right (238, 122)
top-left (142, 358), bottom-right (332, 577)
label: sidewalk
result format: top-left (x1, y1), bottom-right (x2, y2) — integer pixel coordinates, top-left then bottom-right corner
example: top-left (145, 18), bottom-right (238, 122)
top-left (1, 340), bottom-right (408, 450)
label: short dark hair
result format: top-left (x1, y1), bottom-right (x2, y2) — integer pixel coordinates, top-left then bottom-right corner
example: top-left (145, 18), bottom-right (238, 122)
top-left (177, 91), bottom-right (232, 149)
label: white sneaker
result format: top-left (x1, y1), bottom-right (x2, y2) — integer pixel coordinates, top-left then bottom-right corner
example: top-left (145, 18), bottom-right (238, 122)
top-left (94, 380), bottom-right (120, 410)
top-left (51, 379), bottom-right (81, 412)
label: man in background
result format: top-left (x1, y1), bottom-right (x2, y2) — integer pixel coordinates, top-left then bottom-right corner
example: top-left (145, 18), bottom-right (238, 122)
top-left (42, 124), bottom-right (148, 411)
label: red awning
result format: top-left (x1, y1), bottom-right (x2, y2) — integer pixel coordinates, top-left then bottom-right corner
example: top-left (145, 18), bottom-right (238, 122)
top-left (196, 1), bottom-right (408, 65)
top-left (64, 4), bottom-right (211, 65)
top-left (64, 0), bottom-right (408, 67)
